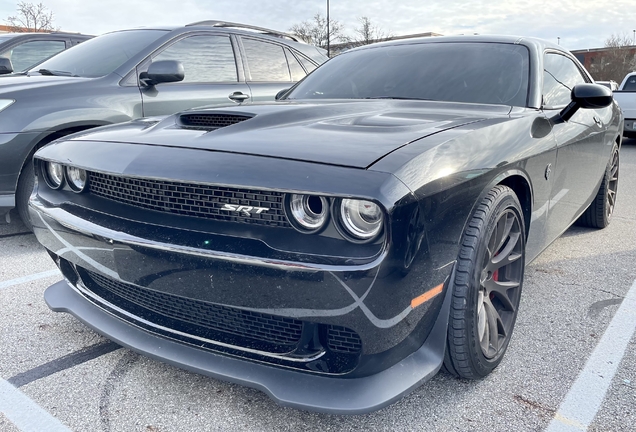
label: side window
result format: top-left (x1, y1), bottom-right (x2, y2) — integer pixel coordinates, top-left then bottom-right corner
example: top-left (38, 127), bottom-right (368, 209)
top-left (242, 38), bottom-right (290, 82)
top-left (1, 40), bottom-right (66, 72)
top-left (623, 75), bottom-right (636, 91)
top-left (285, 49), bottom-right (306, 81)
top-left (297, 55), bottom-right (317, 74)
top-left (543, 53), bottom-right (588, 108)
top-left (153, 35), bottom-right (237, 83)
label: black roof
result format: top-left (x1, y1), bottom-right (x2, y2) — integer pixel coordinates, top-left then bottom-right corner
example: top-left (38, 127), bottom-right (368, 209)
top-left (346, 34), bottom-right (564, 54)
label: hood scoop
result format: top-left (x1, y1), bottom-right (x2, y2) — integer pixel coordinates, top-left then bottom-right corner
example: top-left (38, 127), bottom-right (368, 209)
top-left (177, 112), bottom-right (254, 130)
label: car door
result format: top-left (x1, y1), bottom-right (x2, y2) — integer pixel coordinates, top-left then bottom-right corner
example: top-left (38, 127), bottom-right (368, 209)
top-left (140, 33), bottom-right (252, 117)
top-left (238, 37), bottom-right (308, 101)
top-left (0, 38), bottom-right (67, 72)
top-left (543, 51), bottom-right (610, 240)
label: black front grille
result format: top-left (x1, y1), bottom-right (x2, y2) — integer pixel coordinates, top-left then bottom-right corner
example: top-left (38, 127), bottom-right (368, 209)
top-left (83, 269), bottom-right (303, 346)
top-left (326, 325), bottom-right (363, 353)
top-left (88, 172), bottom-right (291, 228)
top-left (178, 113), bottom-right (252, 130)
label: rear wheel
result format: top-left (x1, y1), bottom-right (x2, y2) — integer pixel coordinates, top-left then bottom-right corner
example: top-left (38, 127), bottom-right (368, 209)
top-left (444, 185), bottom-right (525, 379)
top-left (577, 144), bottom-right (619, 229)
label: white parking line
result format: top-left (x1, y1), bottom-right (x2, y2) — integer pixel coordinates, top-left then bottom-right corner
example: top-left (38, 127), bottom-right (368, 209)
top-left (0, 379), bottom-right (70, 432)
top-left (546, 279), bottom-right (636, 432)
top-left (0, 269), bottom-right (60, 290)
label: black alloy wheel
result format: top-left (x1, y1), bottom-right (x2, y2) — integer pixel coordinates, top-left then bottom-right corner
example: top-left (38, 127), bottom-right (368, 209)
top-left (444, 185), bottom-right (526, 379)
top-left (577, 143), bottom-right (619, 229)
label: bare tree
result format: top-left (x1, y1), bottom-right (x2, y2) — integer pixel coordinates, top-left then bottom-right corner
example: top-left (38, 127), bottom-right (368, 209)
top-left (589, 33), bottom-right (636, 82)
top-left (5, 2), bottom-right (57, 32)
top-left (351, 16), bottom-right (393, 47)
top-left (289, 14), bottom-right (346, 53)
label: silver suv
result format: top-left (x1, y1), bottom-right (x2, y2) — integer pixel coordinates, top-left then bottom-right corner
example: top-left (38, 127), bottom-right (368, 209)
top-left (0, 21), bottom-right (328, 228)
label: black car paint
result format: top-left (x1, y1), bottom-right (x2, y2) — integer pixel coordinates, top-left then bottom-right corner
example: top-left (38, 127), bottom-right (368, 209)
top-left (30, 36), bottom-right (622, 413)
top-left (0, 26), bottom-right (327, 219)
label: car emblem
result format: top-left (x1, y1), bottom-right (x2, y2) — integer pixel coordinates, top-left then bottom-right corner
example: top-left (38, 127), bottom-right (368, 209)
top-left (220, 203), bottom-right (270, 216)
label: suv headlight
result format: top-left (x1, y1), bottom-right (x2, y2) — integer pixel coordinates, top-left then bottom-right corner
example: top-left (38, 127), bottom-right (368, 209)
top-left (0, 99), bottom-right (14, 113)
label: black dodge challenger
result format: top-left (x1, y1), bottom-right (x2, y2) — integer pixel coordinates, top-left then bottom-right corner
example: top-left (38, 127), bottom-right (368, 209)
top-left (29, 35), bottom-right (622, 413)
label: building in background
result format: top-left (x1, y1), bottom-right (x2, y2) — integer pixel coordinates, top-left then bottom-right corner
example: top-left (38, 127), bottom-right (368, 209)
top-left (572, 45), bottom-right (636, 82)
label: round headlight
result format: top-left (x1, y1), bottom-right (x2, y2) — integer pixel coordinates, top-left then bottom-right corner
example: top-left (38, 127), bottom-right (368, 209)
top-left (288, 194), bottom-right (329, 232)
top-left (44, 162), bottom-right (64, 189)
top-left (65, 166), bottom-right (87, 192)
top-left (340, 199), bottom-right (383, 240)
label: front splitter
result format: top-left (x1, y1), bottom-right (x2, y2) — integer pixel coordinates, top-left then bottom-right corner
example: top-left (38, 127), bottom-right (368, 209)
top-left (44, 278), bottom-right (451, 414)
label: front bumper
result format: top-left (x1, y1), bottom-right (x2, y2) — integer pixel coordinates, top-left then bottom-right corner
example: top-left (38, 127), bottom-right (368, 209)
top-left (45, 276), bottom-right (451, 414)
top-left (28, 148), bottom-right (455, 412)
top-left (0, 194), bottom-right (14, 220)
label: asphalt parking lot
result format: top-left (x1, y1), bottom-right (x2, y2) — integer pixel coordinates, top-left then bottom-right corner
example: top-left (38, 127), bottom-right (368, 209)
top-left (1, 141), bottom-right (635, 432)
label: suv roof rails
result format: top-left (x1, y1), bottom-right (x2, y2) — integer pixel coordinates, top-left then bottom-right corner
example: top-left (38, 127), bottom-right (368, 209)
top-left (186, 20), bottom-right (300, 42)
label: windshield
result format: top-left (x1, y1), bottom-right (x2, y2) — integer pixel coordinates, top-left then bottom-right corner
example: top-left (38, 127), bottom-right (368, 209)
top-left (32, 29), bottom-right (168, 78)
top-left (287, 42), bottom-right (530, 107)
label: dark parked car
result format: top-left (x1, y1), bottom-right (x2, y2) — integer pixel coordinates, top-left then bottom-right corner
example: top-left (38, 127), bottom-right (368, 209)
top-left (0, 32), bottom-right (92, 74)
top-left (0, 21), bottom-right (327, 228)
top-left (30, 36), bottom-right (621, 413)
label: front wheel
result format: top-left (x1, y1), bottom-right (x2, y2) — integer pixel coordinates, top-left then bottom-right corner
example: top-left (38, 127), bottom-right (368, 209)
top-left (444, 185), bottom-right (526, 379)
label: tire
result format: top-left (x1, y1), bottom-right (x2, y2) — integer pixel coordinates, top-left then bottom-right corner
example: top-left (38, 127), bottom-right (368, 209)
top-left (577, 144), bottom-right (619, 229)
top-left (443, 185), bottom-right (526, 379)
top-left (16, 158), bottom-right (35, 232)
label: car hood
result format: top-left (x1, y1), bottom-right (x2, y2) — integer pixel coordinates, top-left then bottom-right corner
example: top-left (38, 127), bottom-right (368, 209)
top-left (0, 74), bottom-right (88, 93)
top-left (71, 100), bottom-right (513, 169)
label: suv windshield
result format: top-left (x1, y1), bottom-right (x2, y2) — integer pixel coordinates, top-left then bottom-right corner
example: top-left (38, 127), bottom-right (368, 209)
top-left (287, 42), bottom-right (530, 107)
top-left (32, 29), bottom-right (168, 78)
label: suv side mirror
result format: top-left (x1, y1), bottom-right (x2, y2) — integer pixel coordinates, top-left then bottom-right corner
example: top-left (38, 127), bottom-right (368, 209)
top-left (275, 88), bottom-right (290, 100)
top-left (0, 57), bottom-right (14, 75)
top-left (560, 83), bottom-right (613, 122)
top-left (139, 60), bottom-right (185, 87)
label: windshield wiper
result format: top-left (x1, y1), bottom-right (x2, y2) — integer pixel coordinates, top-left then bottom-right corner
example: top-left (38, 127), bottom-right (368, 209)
top-left (37, 68), bottom-right (78, 77)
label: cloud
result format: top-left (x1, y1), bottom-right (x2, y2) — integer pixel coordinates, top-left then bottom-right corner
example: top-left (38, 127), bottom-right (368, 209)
top-left (0, 0), bottom-right (634, 50)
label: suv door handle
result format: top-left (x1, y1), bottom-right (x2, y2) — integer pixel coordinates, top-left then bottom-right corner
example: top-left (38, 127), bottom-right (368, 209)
top-left (228, 92), bottom-right (249, 102)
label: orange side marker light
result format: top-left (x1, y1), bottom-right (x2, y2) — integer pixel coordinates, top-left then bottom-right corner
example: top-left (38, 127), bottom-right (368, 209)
top-left (411, 283), bottom-right (444, 309)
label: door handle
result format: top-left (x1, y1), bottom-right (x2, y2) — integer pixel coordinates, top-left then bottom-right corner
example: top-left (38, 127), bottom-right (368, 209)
top-left (228, 92), bottom-right (249, 102)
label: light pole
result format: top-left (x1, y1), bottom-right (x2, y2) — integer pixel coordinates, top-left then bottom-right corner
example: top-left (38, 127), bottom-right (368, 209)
top-left (327, 0), bottom-right (330, 57)
top-left (633, 29), bottom-right (635, 45)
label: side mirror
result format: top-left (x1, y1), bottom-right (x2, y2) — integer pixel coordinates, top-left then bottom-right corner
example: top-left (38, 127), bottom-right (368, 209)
top-left (139, 60), bottom-right (184, 87)
top-left (560, 83), bottom-right (613, 122)
top-left (0, 57), bottom-right (14, 75)
top-left (275, 88), bottom-right (290, 100)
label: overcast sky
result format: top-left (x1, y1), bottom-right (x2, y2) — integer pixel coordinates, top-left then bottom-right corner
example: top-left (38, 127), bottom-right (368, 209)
top-left (1, 0), bottom-right (635, 51)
